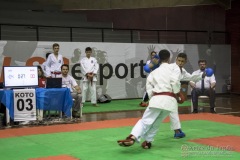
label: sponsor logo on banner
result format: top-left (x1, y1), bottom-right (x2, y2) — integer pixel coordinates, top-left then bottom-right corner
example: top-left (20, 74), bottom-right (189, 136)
top-left (13, 89), bottom-right (37, 121)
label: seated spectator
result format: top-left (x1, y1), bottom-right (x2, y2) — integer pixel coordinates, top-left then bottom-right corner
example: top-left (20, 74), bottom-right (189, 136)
top-left (61, 64), bottom-right (82, 118)
top-left (189, 60), bottom-right (216, 113)
top-left (38, 66), bottom-right (46, 88)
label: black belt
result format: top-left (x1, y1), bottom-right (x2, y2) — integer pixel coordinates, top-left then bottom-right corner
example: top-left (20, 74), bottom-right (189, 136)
top-left (51, 71), bottom-right (61, 75)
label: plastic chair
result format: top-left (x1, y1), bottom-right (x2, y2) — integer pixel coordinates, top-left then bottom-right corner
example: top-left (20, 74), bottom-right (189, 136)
top-left (191, 95), bottom-right (210, 112)
top-left (190, 87), bottom-right (216, 112)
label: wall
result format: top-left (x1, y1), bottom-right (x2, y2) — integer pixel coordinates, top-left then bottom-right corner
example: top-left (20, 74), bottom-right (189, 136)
top-left (226, 0), bottom-right (240, 93)
top-left (0, 2), bottom-right (235, 93)
top-left (0, 0), bottom-right (112, 28)
top-left (0, 4), bottom-right (228, 45)
top-left (73, 5), bottom-right (226, 31)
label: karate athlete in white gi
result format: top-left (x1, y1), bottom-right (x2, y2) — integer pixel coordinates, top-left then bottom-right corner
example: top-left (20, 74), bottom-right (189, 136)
top-left (80, 47), bottom-right (99, 106)
top-left (117, 49), bottom-right (185, 149)
top-left (42, 53), bottom-right (51, 78)
top-left (139, 51), bottom-right (158, 107)
top-left (143, 52), bottom-right (203, 138)
top-left (46, 43), bottom-right (63, 78)
top-left (169, 53), bottom-right (203, 138)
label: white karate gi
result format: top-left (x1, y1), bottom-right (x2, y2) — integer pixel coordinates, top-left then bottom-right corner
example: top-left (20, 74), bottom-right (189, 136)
top-left (168, 63), bottom-right (203, 130)
top-left (46, 53), bottom-right (63, 78)
top-left (131, 63), bottom-right (181, 143)
top-left (41, 61), bottom-right (51, 77)
top-left (141, 59), bottom-right (152, 101)
top-left (80, 57), bottom-right (99, 104)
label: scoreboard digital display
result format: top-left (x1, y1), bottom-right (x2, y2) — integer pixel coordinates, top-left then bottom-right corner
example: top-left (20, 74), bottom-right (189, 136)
top-left (3, 66), bottom-right (38, 88)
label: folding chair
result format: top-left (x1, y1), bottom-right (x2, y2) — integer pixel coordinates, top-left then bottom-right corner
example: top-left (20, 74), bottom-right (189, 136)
top-left (191, 95), bottom-right (210, 112)
top-left (190, 88), bottom-right (216, 113)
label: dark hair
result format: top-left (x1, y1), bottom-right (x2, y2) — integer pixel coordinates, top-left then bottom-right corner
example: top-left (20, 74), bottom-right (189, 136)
top-left (37, 65), bottom-right (43, 71)
top-left (52, 43), bottom-right (59, 48)
top-left (37, 65), bottom-right (45, 78)
top-left (85, 47), bottom-right (92, 52)
top-left (61, 64), bottom-right (69, 70)
top-left (46, 53), bottom-right (51, 59)
top-left (150, 51), bottom-right (156, 56)
top-left (177, 53), bottom-right (187, 60)
top-left (158, 49), bottom-right (170, 62)
top-left (198, 59), bottom-right (207, 64)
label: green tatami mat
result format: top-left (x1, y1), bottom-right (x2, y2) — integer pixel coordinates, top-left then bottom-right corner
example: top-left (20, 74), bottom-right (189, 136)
top-left (82, 99), bottom-right (207, 113)
top-left (0, 120), bottom-right (239, 160)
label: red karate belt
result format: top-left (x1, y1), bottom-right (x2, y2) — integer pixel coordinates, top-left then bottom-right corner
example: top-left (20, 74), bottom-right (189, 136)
top-left (87, 72), bottom-right (93, 86)
top-left (153, 92), bottom-right (185, 104)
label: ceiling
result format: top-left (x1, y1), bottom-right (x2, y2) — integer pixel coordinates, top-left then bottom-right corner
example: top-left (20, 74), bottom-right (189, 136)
top-left (37, 0), bottom-right (232, 10)
top-left (0, 0), bottom-right (230, 11)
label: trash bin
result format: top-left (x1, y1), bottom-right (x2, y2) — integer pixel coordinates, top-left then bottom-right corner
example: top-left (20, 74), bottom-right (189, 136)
top-left (180, 81), bottom-right (189, 100)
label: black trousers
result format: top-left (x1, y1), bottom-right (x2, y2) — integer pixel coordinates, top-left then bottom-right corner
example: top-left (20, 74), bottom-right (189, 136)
top-left (0, 103), bottom-right (6, 126)
top-left (142, 92), bottom-right (149, 102)
top-left (191, 88), bottom-right (215, 110)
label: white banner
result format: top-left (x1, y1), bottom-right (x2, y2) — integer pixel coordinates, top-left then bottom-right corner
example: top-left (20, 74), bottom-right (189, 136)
top-left (13, 89), bottom-right (37, 121)
top-left (0, 41), bottom-right (231, 99)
